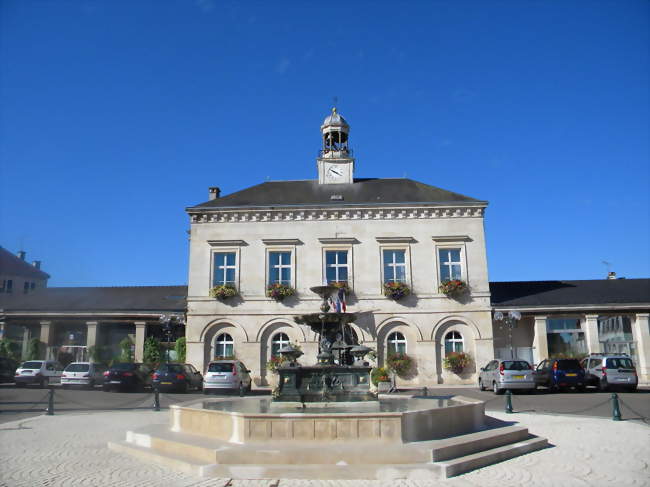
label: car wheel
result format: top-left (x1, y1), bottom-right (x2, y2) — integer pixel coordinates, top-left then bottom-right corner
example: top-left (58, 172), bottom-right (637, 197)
top-left (626, 385), bottom-right (637, 392)
top-left (492, 381), bottom-right (503, 395)
top-left (239, 382), bottom-right (245, 397)
top-left (598, 379), bottom-right (609, 392)
top-left (102, 385), bottom-right (110, 392)
top-left (478, 379), bottom-right (485, 391)
top-left (87, 380), bottom-right (95, 389)
top-left (246, 381), bottom-right (252, 393)
top-left (576, 385), bottom-right (586, 392)
top-left (15, 382), bottom-right (26, 388)
top-left (179, 383), bottom-right (188, 394)
top-left (39, 377), bottom-right (49, 388)
top-left (203, 388), bottom-right (211, 395)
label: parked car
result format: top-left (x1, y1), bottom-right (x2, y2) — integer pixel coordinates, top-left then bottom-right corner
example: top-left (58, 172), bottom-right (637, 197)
top-left (478, 359), bottom-right (536, 394)
top-left (61, 362), bottom-right (107, 389)
top-left (534, 358), bottom-right (585, 391)
top-left (152, 363), bottom-right (203, 393)
top-left (203, 360), bottom-right (252, 395)
top-left (14, 360), bottom-right (64, 388)
top-left (581, 354), bottom-right (638, 392)
top-left (0, 357), bottom-right (19, 383)
top-left (102, 363), bottom-right (152, 391)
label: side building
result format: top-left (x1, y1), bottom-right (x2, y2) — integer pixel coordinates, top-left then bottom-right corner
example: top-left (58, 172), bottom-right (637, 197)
top-left (184, 109), bottom-right (494, 387)
top-left (0, 246), bottom-right (50, 298)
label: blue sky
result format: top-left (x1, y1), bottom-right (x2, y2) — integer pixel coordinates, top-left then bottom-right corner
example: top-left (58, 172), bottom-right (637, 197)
top-left (1, 0), bottom-right (648, 287)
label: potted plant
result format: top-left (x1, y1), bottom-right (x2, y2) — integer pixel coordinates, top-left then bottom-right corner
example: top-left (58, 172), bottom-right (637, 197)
top-left (383, 281), bottom-right (411, 300)
top-left (386, 352), bottom-right (414, 377)
top-left (330, 281), bottom-right (352, 294)
top-left (210, 284), bottom-right (238, 300)
top-left (442, 351), bottom-right (471, 374)
top-left (439, 279), bottom-right (468, 298)
top-left (266, 283), bottom-right (296, 301)
top-left (371, 366), bottom-right (391, 392)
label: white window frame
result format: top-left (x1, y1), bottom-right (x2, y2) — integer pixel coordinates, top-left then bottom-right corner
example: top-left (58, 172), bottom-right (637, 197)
top-left (387, 331), bottom-right (407, 355)
top-left (379, 246), bottom-right (412, 288)
top-left (271, 332), bottom-right (291, 357)
top-left (211, 250), bottom-right (239, 287)
top-left (433, 237), bottom-right (469, 291)
top-left (444, 331), bottom-right (464, 355)
top-left (264, 241), bottom-right (298, 294)
top-left (214, 332), bottom-right (234, 358)
top-left (322, 246), bottom-right (353, 288)
top-left (208, 241), bottom-right (245, 294)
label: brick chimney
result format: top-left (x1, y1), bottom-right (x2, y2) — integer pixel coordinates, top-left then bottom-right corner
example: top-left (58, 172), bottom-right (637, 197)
top-left (209, 187), bottom-right (221, 200)
top-left (17, 250), bottom-right (26, 260)
top-left (607, 271), bottom-right (617, 280)
top-left (32, 260), bottom-right (42, 269)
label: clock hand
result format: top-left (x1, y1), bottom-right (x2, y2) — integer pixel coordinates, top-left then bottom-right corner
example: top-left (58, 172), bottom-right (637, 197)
top-left (332, 169), bottom-right (342, 176)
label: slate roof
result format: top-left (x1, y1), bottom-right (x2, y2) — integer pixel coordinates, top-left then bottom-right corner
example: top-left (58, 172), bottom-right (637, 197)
top-left (188, 178), bottom-right (485, 210)
top-left (0, 246), bottom-right (50, 279)
top-left (0, 286), bottom-right (187, 313)
top-left (490, 279), bottom-right (650, 308)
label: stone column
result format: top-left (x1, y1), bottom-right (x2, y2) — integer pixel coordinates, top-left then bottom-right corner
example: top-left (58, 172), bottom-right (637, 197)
top-left (134, 321), bottom-right (146, 362)
top-left (632, 313), bottom-right (650, 383)
top-left (86, 321), bottom-right (99, 349)
top-left (39, 321), bottom-right (53, 359)
top-left (584, 314), bottom-right (601, 354)
top-left (186, 340), bottom-right (205, 374)
top-left (532, 315), bottom-right (548, 365)
top-left (0, 321), bottom-right (5, 340)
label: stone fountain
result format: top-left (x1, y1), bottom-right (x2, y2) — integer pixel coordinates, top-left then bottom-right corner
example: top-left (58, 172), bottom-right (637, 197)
top-left (109, 284), bottom-right (548, 480)
top-left (273, 285), bottom-right (374, 403)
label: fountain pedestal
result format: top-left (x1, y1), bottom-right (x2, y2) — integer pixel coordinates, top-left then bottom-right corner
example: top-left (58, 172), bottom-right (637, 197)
top-left (276, 365), bottom-right (374, 403)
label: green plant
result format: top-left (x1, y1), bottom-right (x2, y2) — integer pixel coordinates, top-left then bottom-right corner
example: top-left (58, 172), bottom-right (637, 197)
top-left (26, 338), bottom-right (42, 360)
top-left (329, 281), bottom-right (352, 294)
top-left (118, 336), bottom-right (134, 363)
top-left (210, 284), bottom-right (238, 300)
top-left (442, 351), bottom-right (471, 373)
top-left (143, 337), bottom-right (162, 366)
top-left (266, 355), bottom-right (287, 372)
top-left (88, 345), bottom-right (109, 364)
top-left (266, 283), bottom-right (296, 301)
top-left (0, 339), bottom-right (18, 361)
top-left (439, 279), bottom-right (468, 298)
top-left (371, 367), bottom-right (390, 386)
top-left (174, 337), bottom-right (187, 363)
top-left (383, 281), bottom-right (411, 300)
top-left (386, 352), bottom-right (414, 377)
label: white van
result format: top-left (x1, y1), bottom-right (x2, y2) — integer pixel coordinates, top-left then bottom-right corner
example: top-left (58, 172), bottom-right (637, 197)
top-left (15, 360), bottom-right (63, 388)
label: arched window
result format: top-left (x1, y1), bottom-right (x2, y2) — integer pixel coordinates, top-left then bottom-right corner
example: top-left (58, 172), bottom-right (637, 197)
top-left (215, 333), bottom-right (234, 358)
top-left (387, 331), bottom-right (407, 355)
top-left (271, 332), bottom-right (290, 357)
top-left (444, 331), bottom-right (463, 355)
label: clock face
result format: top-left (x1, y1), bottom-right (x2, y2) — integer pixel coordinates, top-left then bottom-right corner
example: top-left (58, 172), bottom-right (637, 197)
top-left (327, 165), bottom-right (343, 179)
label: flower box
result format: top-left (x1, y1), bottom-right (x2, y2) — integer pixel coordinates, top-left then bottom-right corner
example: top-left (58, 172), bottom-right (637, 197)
top-left (383, 281), bottom-right (411, 300)
top-left (443, 351), bottom-right (471, 374)
top-left (439, 279), bottom-right (468, 298)
top-left (209, 284), bottom-right (238, 300)
top-left (266, 283), bottom-right (296, 302)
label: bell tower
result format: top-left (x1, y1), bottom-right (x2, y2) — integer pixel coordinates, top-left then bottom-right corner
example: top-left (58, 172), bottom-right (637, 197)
top-left (317, 108), bottom-right (355, 184)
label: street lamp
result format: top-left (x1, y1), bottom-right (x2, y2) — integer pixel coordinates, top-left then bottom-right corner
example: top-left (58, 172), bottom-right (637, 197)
top-left (494, 310), bottom-right (522, 359)
top-left (158, 313), bottom-right (185, 362)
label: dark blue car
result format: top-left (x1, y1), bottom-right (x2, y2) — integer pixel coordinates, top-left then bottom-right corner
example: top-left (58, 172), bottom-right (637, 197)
top-left (534, 358), bottom-right (586, 391)
top-left (152, 363), bottom-right (203, 393)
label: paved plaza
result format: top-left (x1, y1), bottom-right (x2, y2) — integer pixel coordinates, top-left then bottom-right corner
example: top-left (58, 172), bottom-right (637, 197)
top-left (0, 407), bottom-right (648, 487)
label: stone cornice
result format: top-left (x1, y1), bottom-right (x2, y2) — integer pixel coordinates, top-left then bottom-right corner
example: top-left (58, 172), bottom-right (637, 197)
top-left (188, 205), bottom-right (486, 224)
top-left (207, 239), bottom-right (248, 247)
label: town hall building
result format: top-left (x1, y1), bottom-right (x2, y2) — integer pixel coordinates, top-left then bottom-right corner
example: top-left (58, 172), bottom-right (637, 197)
top-left (184, 108), bottom-right (494, 386)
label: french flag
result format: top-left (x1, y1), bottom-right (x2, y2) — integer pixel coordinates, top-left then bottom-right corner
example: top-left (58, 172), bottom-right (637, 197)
top-left (337, 288), bottom-right (347, 313)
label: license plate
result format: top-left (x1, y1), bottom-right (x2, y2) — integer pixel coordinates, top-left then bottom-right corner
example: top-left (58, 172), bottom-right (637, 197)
top-left (22, 371), bottom-right (33, 374)
top-left (110, 380), bottom-right (121, 384)
top-left (513, 375), bottom-right (525, 379)
top-left (566, 373), bottom-right (577, 377)
top-left (161, 381), bottom-right (172, 385)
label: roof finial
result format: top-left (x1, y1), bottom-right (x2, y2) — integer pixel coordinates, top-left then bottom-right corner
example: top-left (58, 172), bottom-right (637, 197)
top-left (332, 96), bottom-right (338, 113)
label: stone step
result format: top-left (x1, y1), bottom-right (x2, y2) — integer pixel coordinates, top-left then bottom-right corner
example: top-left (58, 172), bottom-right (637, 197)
top-left (435, 436), bottom-right (549, 478)
top-left (431, 425), bottom-right (531, 461)
top-left (108, 440), bottom-right (211, 477)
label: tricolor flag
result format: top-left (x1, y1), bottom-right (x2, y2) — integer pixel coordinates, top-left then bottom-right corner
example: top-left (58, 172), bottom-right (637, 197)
top-left (337, 287), bottom-right (347, 313)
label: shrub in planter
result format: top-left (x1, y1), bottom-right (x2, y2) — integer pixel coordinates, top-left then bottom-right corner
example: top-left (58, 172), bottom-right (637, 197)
top-left (143, 337), bottom-right (162, 367)
top-left (442, 351), bottom-right (471, 373)
top-left (118, 336), bottom-right (134, 363)
top-left (383, 281), bottom-right (411, 300)
top-left (439, 279), bottom-right (468, 298)
top-left (210, 284), bottom-right (238, 300)
top-left (329, 281), bottom-right (352, 294)
top-left (26, 338), bottom-right (42, 360)
top-left (266, 355), bottom-right (287, 373)
top-left (386, 352), bottom-right (414, 377)
top-left (174, 337), bottom-right (187, 363)
top-left (266, 283), bottom-right (296, 301)
top-left (370, 366), bottom-right (390, 386)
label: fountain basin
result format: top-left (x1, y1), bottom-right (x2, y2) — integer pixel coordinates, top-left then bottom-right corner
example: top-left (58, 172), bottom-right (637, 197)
top-left (170, 396), bottom-right (485, 444)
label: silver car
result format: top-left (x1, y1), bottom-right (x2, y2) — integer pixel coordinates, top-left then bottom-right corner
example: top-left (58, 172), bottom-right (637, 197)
top-left (14, 360), bottom-right (63, 388)
top-left (581, 354), bottom-right (638, 392)
top-left (61, 362), bottom-right (107, 389)
top-left (479, 359), bottom-right (535, 395)
top-left (203, 360), bottom-right (252, 395)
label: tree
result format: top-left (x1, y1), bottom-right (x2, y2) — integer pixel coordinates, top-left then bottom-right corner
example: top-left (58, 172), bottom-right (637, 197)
top-left (174, 337), bottom-right (186, 363)
top-left (143, 337), bottom-right (162, 366)
top-left (26, 338), bottom-right (42, 360)
top-left (118, 336), bottom-right (134, 363)
top-left (0, 339), bottom-right (18, 361)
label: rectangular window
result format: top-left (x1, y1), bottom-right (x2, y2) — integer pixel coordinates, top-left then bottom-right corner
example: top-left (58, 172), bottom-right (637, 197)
top-left (213, 252), bottom-right (237, 286)
top-left (325, 250), bottom-right (349, 283)
top-left (383, 249), bottom-right (407, 283)
top-left (269, 251), bottom-right (292, 285)
top-left (6, 280), bottom-right (12, 294)
top-left (546, 318), bottom-right (586, 357)
top-left (438, 248), bottom-right (462, 281)
top-left (23, 282), bottom-right (29, 294)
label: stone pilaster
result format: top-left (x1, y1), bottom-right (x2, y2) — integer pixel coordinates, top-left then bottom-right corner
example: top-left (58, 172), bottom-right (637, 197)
top-left (134, 321), bottom-right (146, 362)
top-left (584, 314), bottom-right (601, 354)
top-left (532, 315), bottom-right (548, 365)
top-left (632, 313), bottom-right (650, 382)
top-left (86, 321), bottom-right (99, 349)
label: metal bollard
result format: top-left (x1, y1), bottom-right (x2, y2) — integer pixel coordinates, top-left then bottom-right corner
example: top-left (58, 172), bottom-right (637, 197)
top-left (505, 390), bottom-right (513, 414)
top-left (611, 392), bottom-right (622, 421)
top-left (153, 387), bottom-right (160, 412)
top-left (422, 386), bottom-right (428, 397)
top-left (46, 387), bottom-right (54, 415)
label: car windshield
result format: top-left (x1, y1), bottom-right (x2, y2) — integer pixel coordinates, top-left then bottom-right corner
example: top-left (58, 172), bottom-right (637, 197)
top-left (65, 363), bottom-right (90, 372)
top-left (159, 364), bottom-right (184, 373)
top-left (208, 363), bottom-right (234, 373)
top-left (503, 361), bottom-right (530, 371)
top-left (21, 361), bottom-right (43, 369)
top-left (606, 358), bottom-right (634, 369)
top-left (111, 363), bottom-right (137, 371)
top-left (557, 359), bottom-right (581, 369)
